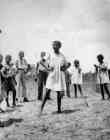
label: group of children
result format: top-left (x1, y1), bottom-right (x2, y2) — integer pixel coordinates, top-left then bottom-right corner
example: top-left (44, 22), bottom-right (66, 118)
top-left (0, 54), bottom-right (16, 111)
top-left (0, 51), bottom-right (29, 112)
top-left (39, 41), bottom-right (110, 114)
top-left (0, 41), bottom-right (110, 114)
top-left (65, 54), bottom-right (110, 101)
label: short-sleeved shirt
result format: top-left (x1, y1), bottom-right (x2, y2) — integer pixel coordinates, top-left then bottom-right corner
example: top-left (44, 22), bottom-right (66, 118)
top-left (16, 58), bottom-right (28, 71)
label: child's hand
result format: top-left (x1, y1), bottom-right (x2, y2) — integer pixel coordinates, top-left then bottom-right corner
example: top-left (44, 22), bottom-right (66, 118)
top-left (49, 67), bottom-right (54, 72)
top-left (60, 65), bottom-right (66, 71)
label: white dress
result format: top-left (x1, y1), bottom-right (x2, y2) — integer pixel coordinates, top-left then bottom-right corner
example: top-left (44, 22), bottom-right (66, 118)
top-left (46, 53), bottom-right (67, 92)
top-left (97, 62), bottom-right (110, 84)
top-left (70, 66), bottom-right (82, 84)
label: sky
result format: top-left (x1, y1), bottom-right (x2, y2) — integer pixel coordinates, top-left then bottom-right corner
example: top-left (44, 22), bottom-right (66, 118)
top-left (0, 0), bottom-right (110, 72)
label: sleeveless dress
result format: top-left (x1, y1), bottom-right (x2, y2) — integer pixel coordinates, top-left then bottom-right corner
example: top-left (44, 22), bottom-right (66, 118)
top-left (46, 53), bottom-right (67, 92)
top-left (97, 62), bottom-right (110, 84)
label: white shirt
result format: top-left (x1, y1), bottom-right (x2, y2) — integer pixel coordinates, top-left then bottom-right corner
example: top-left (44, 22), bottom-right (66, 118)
top-left (16, 58), bottom-right (28, 70)
top-left (70, 66), bottom-right (83, 84)
top-left (37, 60), bottom-right (49, 72)
top-left (97, 62), bottom-right (110, 84)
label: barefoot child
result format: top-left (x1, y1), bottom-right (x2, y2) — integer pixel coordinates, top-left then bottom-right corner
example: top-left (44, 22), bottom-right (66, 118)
top-left (36, 51), bottom-right (50, 100)
top-left (94, 54), bottom-right (110, 100)
top-left (70, 60), bottom-right (83, 98)
top-left (1, 55), bottom-right (17, 107)
top-left (40, 41), bottom-right (71, 114)
top-left (16, 51), bottom-right (29, 102)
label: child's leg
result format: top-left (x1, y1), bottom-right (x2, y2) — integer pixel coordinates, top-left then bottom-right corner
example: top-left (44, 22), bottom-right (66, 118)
top-left (66, 82), bottom-right (71, 97)
top-left (100, 84), bottom-right (105, 100)
top-left (74, 84), bottom-right (77, 98)
top-left (57, 91), bottom-right (62, 113)
top-left (22, 75), bottom-right (28, 100)
top-left (6, 90), bottom-right (10, 107)
top-left (38, 72), bottom-right (44, 100)
top-left (104, 83), bottom-right (110, 99)
top-left (78, 84), bottom-right (83, 96)
top-left (11, 86), bottom-right (16, 106)
top-left (41, 89), bottom-right (51, 112)
top-left (0, 93), bottom-right (4, 112)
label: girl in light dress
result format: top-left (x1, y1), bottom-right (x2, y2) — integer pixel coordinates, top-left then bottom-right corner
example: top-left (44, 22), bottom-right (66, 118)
top-left (94, 54), bottom-right (110, 100)
top-left (40, 41), bottom-right (71, 114)
top-left (70, 60), bottom-right (83, 98)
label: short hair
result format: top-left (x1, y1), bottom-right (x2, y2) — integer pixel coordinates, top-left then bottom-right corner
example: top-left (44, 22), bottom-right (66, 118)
top-left (41, 51), bottom-right (46, 57)
top-left (19, 51), bottom-right (24, 56)
top-left (74, 59), bottom-right (79, 65)
top-left (5, 54), bottom-right (12, 61)
top-left (97, 54), bottom-right (104, 60)
top-left (52, 40), bottom-right (62, 48)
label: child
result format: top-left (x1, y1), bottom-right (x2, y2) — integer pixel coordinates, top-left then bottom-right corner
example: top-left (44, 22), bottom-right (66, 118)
top-left (71, 60), bottom-right (83, 98)
top-left (36, 52), bottom-right (50, 100)
top-left (1, 55), bottom-right (17, 107)
top-left (40, 41), bottom-right (70, 114)
top-left (65, 70), bottom-right (71, 97)
top-left (94, 54), bottom-right (110, 100)
top-left (16, 51), bottom-right (29, 102)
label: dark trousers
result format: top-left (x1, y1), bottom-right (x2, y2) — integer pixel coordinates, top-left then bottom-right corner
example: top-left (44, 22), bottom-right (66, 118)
top-left (100, 83), bottom-right (110, 99)
top-left (41, 89), bottom-right (62, 112)
top-left (6, 85), bottom-right (16, 106)
top-left (66, 82), bottom-right (71, 97)
top-left (74, 84), bottom-right (83, 98)
top-left (38, 71), bottom-right (48, 100)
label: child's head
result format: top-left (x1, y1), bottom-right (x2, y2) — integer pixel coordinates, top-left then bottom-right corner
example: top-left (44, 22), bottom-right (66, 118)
top-left (74, 60), bottom-right (80, 68)
top-left (0, 54), bottom-right (3, 64)
top-left (19, 51), bottom-right (24, 59)
top-left (41, 51), bottom-right (46, 60)
top-left (5, 55), bottom-right (12, 64)
top-left (97, 54), bottom-right (104, 63)
top-left (52, 41), bottom-right (61, 54)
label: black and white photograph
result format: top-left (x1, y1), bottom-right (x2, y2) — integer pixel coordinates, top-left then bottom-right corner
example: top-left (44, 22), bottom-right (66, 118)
top-left (0, 0), bottom-right (110, 139)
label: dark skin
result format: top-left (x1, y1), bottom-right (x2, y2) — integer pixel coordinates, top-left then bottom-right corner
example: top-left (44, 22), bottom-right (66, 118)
top-left (53, 46), bottom-right (71, 71)
top-left (74, 62), bottom-right (81, 74)
top-left (2, 56), bottom-right (12, 78)
top-left (19, 52), bottom-right (24, 61)
top-left (94, 57), bottom-right (107, 72)
top-left (40, 45), bottom-right (71, 114)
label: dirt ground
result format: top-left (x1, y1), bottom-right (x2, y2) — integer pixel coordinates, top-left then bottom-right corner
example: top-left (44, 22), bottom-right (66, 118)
top-left (0, 80), bottom-right (110, 140)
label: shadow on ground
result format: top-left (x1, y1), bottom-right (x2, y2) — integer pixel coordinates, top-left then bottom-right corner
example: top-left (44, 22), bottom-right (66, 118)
top-left (52, 109), bottom-right (81, 115)
top-left (0, 118), bottom-right (23, 127)
top-left (0, 108), bottom-right (15, 114)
